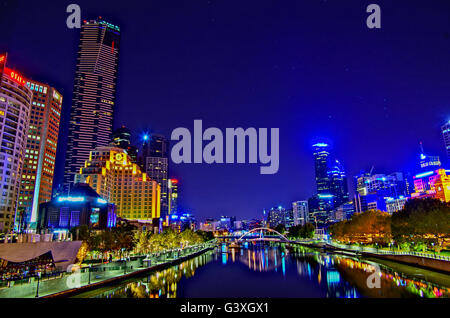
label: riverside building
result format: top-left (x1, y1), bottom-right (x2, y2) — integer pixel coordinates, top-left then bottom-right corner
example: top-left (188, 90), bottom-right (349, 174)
top-left (74, 146), bottom-right (161, 224)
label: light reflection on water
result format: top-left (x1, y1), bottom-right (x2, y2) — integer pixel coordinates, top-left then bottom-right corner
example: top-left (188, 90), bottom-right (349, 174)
top-left (85, 244), bottom-right (450, 298)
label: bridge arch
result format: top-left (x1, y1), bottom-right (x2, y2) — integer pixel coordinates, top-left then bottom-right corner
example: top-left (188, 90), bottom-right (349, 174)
top-left (236, 227), bottom-right (290, 242)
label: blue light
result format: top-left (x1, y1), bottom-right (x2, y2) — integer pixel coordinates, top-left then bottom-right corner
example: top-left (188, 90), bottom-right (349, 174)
top-left (143, 134), bottom-right (149, 141)
top-left (415, 171), bottom-right (433, 178)
top-left (97, 198), bottom-right (107, 204)
top-left (313, 143), bottom-right (328, 147)
top-left (57, 196), bottom-right (85, 203)
top-left (318, 194), bottom-right (334, 199)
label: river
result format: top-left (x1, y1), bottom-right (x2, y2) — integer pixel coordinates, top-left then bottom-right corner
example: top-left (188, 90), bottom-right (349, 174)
top-left (75, 243), bottom-right (450, 298)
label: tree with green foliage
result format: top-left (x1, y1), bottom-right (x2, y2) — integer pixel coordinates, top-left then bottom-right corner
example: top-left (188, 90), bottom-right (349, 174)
top-left (288, 223), bottom-right (315, 239)
top-left (195, 230), bottom-right (215, 242)
top-left (273, 224), bottom-right (286, 235)
top-left (329, 210), bottom-right (391, 244)
top-left (391, 198), bottom-right (450, 250)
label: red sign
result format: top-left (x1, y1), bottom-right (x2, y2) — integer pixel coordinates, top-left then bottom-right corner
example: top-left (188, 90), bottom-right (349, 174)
top-left (4, 67), bottom-right (26, 85)
top-left (0, 53), bottom-right (6, 77)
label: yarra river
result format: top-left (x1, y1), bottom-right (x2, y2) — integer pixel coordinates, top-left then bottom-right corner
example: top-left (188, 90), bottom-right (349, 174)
top-left (76, 244), bottom-right (450, 298)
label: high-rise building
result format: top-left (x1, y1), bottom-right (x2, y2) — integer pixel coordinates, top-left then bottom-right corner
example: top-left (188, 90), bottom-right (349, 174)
top-left (441, 121), bottom-right (450, 158)
top-left (265, 206), bottom-right (286, 228)
top-left (312, 142), bottom-right (349, 213)
top-left (0, 55), bottom-right (33, 232)
top-left (168, 178), bottom-right (178, 215)
top-left (292, 201), bottom-right (309, 226)
top-left (312, 143), bottom-right (332, 194)
top-left (111, 126), bottom-right (138, 163)
top-left (64, 19), bottom-right (121, 190)
top-left (18, 79), bottom-right (62, 227)
top-left (141, 134), bottom-right (170, 220)
top-left (74, 146), bottom-right (161, 222)
top-left (112, 126), bottom-right (131, 148)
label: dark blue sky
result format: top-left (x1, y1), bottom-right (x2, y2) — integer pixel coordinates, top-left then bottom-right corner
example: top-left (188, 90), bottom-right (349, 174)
top-left (1, 0), bottom-right (449, 220)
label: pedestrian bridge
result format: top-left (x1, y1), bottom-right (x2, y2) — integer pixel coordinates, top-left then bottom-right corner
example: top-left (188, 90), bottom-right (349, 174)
top-left (222, 228), bottom-right (291, 243)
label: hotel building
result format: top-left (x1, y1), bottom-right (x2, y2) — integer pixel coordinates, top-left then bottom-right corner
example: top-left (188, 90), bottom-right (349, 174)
top-left (74, 146), bottom-right (161, 222)
top-left (64, 19), bottom-right (121, 190)
top-left (0, 54), bottom-right (33, 232)
top-left (18, 79), bottom-right (62, 226)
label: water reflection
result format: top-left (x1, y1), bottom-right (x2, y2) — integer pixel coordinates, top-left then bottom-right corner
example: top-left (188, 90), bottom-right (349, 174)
top-left (85, 244), bottom-right (450, 298)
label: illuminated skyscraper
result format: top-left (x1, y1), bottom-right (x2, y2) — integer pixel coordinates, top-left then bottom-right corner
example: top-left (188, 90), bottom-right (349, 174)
top-left (312, 143), bottom-right (332, 195)
top-left (168, 178), bottom-right (178, 215)
top-left (74, 146), bottom-right (161, 222)
top-left (17, 80), bottom-right (62, 227)
top-left (312, 142), bottom-right (349, 208)
top-left (112, 126), bottom-right (138, 163)
top-left (64, 19), bottom-right (121, 190)
top-left (140, 134), bottom-right (169, 220)
top-left (442, 121), bottom-right (450, 158)
top-left (0, 54), bottom-right (33, 232)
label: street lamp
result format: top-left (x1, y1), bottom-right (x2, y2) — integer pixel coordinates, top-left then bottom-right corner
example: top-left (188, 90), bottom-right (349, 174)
top-left (88, 264), bottom-right (92, 285)
top-left (35, 272), bottom-right (41, 298)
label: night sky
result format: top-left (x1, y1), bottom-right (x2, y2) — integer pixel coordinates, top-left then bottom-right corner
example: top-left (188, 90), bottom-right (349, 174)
top-left (1, 0), bottom-right (449, 220)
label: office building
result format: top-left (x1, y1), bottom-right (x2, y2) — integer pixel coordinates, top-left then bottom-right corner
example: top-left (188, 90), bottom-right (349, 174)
top-left (0, 54), bottom-right (33, 232)
top-left (292, 201), bottom-right (309, 226)
top-left (112, 126), bottom-right (138, 163)
top-left (312, 142), bottom-right (349, 210)
top-left (265, 206), bottom-right (286, 228)
top-left (168, 178), bottom-right (178, 216)
top-left (141, 134), bottom-right (169, 220)
top-left (64, 19), bottom-right (121, 190)
top-left (74, 146), bottom-right (161, 223)
top-left (18, 79), bottom-right (62, 227)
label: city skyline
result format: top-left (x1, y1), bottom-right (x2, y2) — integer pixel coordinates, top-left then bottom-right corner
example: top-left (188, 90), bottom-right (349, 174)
top-left (1, 0), bottom-right (450, 220)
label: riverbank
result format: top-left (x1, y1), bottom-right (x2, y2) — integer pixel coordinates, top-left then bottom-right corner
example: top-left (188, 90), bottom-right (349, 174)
top-left (43, 245), bottom-right (217, 298)
top-left (294, 241), bottom-right (450, 274)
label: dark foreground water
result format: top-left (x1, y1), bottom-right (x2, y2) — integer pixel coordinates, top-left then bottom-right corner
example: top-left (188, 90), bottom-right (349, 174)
top-left (77, 244), bottom-right (450, 298)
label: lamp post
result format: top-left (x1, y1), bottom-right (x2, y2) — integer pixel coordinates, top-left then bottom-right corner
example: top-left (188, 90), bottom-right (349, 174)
top-left (88, 264), bottom-right (92, 285)
top-left (35, 272), bottom-right (41, 298)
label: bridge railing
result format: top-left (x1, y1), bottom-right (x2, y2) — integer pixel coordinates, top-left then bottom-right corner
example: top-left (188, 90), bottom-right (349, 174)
top-left (329, 242), bottom-right (450, 261)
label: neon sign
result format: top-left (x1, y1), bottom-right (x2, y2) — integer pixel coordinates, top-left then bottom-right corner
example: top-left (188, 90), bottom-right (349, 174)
top-left (4, 68), bottom-right (26, 85)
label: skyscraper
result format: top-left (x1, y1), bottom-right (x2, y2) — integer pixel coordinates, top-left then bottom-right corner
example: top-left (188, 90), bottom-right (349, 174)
top-left (0, 54), bottom-right (33, 232)
top-left (168, 178), bottom-right (178, 216)
top-left (18, 79), bottom-right (62, 226)
top-left (312, 143), bottom-right (331, 194)
top-left (141, 134), bottom-right (169, 220)
top-left (312, 142), bottom-right (349, 209)
top-left (112, 126), bottom-right (138, 163)
top-left (441, 121), bottom-right (450, 158)
top-left (64, 19), bottom-right (121, 191)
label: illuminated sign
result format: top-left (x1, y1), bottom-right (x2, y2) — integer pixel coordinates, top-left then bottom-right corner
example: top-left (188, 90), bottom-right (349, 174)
top-left (4, 67), bottom-right (26, 85)
top-left (0, 54), bottom-right (6, 74)
top-left (57, 196), bottom-right (85, 202)
top-left (97, 198), bottom-right (107, 204)
top-left (115, 153), bottom-right (125, 163)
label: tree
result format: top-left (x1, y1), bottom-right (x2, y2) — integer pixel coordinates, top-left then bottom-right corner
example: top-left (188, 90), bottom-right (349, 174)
top-left (195, 230), bottom-right (215, 242)
top-left (329, 210), bottom-right (391, 244)
top-left (273, 224), bottom-right (286, 235)
top-left (391, 198), bottom-right (450, 249)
